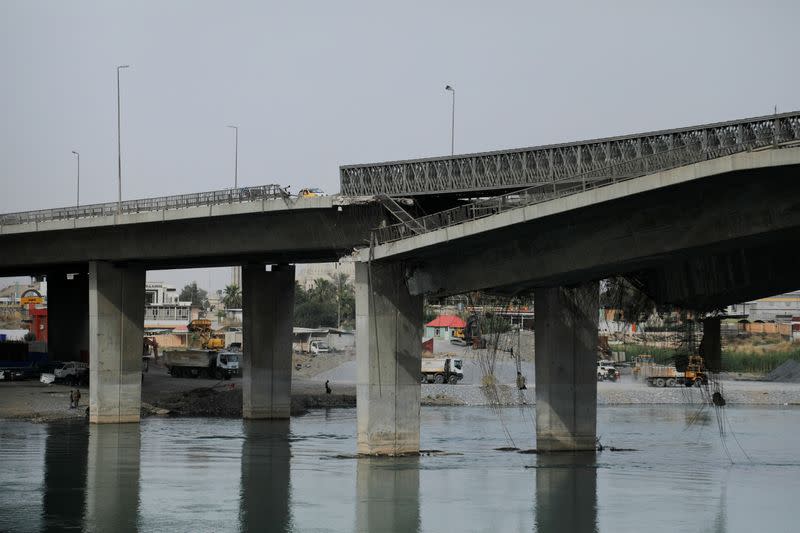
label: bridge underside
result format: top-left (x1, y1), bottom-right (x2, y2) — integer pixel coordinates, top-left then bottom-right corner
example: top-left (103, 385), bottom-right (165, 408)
top-left (394, 163), bottom-right (800, 309)
top-left (0, 205), bottom-right (382, 277)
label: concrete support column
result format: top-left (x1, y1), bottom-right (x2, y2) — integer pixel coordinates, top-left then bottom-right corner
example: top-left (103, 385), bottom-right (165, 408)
top-left (240, 421), bottom-right (291, 531)
top-left (700, 317), bottom-right (722, 372)
top-left (43, 423), bottom-right (88, 530)
top-left (535, 454), bottom-right (597, 531)
top-left (88, 261), bottom-right (145, 424)
top-left (242, 264), bottom-right (295, 419)
top-left (84, 424), bottom-right (140, 531)
top-left (534, 282), bottom-right (599, 451)
top-left (47, 270), bottom-right (89, 362)
top-left (356, 457), bottom-right (420, 531)
top-left (355, 261), bottom-right (422, 456)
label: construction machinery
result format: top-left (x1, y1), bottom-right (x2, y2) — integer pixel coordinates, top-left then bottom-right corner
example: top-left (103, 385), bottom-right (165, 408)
top-left (644, 355), bottom-right (707, 387)
top-left (298, 188), bottom-right (324, 198)
top-left (464, 314), bottom-right (485, 349)
top-left (188, 319), bottom-right (225, 350)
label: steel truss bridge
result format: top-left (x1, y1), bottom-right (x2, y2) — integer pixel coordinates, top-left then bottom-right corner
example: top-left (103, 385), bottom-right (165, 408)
top-left (367, 112), bottom-right (800, 244)
top-left (340, 111), bottom-right (800, 197)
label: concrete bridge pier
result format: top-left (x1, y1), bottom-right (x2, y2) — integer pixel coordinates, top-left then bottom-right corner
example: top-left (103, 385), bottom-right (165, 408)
top-left (88, 261), bottom-right (145, 424)
top-left (47, 270), bottom-right (89, 362)
top-left (85, 424), bottom-right (141, 531)
top-left (356, 457), bottom-right (420, 531)
top-left (355, 262), bottom-right (422, 455)
top-left (242, 264), bottom-right (295, 419)
top-left (700, 316), bottom-right (722, 373)
top-left (534, 282), bottom-right (599, 451)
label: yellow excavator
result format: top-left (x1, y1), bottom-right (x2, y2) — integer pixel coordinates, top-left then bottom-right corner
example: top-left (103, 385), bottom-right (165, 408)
top-left (188, 319), bottom-right (225, 350)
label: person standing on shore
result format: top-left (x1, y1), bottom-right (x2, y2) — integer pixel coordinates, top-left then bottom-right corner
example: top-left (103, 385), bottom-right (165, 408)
top-left (69, 390), bottom-right (74, 408)
top-left (74, 389), bottom-right (81, 408)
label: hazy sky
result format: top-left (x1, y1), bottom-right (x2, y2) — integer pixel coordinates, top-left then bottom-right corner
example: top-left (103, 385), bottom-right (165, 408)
top-left (1, 0), bottom-right (798, 292)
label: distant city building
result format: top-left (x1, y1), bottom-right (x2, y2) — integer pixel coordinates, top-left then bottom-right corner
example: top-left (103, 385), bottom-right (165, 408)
top-left (145, 281), bottom-right (179, 305)
top-left (231, 266), bottom-right (242, 288)
top-left (727, 291), bottom-right (800, 322)
top-left (144, 281), bottom-right (194, 327)
top-left (296, 261), bottom-right (355, 290)
top-left (225, 308), bottom-right (243, 323)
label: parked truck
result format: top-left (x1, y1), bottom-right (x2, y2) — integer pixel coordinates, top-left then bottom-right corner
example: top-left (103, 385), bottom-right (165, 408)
top-left (644, 355), bottom-right (707, 388)
top-left (421, 357), bottom-right (464, 384)
top-left (163, 350), bottom-right (241, 379)
top-left (597, 360), bottom-right (618, 381)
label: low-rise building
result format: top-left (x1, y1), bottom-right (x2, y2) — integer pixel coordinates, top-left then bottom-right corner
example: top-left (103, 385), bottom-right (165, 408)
top-left (424, 315), bottom-right (466, 341)
top-left (727, 291), bottom-right (800, 322)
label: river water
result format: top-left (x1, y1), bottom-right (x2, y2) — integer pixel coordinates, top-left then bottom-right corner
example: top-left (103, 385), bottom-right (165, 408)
top-left (1, 405), bottom-right (798, 532)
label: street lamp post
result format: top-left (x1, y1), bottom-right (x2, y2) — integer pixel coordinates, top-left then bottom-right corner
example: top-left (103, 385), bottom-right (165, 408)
top-left (227, 125), bottom-right (239, 189)
top-left (116, 64), bottom-right (130, 215)
top-left (445, 85), bottom-right (455, 156)
top-left (71, 151), bottom-right (80, 207)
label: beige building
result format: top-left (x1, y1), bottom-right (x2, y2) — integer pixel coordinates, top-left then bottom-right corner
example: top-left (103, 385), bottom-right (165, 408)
top-left (295, 261), bottom-right (355, 289)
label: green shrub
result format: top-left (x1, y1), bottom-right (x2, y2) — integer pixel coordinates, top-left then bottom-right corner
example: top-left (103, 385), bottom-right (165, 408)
top-left (621, 343), bottom-right (800, 374)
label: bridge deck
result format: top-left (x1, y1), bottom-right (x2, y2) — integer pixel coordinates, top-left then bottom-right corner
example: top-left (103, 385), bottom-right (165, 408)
top-left (368, 124), bottom-right (800, 245)
top-left (340, 111), bottom-right (800, 197)
top-left (0, 184), bottom-right (289, 229)
top-left (363, 145), bottom-right (800, 264)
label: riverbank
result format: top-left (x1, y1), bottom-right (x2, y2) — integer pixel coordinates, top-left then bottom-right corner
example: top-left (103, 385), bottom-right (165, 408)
top-left (3, 374), bottom-right (800, 423)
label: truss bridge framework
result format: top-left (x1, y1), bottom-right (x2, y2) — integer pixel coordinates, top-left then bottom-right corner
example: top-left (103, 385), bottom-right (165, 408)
top-left (340, 111), bottom-right (800, 197)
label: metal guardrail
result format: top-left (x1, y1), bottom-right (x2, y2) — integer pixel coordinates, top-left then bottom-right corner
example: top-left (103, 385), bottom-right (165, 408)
top-left (342, 111), bottom-right (800, 196)
top-left (0, 184), bottom-right (288, 227)
top-left (372, 131), bottom-right (799, 245)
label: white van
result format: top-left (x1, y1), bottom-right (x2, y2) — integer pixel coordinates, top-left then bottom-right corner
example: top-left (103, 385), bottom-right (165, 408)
top-left (54, 361), bottom-right (89, 381)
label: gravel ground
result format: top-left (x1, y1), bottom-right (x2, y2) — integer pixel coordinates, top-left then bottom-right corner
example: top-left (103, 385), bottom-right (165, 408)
top-left (0, 381), bottom-right (88, 422)
top-left (314, 358), bottom-right (534, 386)
top-left (5, 363), bottom-right (800, 423)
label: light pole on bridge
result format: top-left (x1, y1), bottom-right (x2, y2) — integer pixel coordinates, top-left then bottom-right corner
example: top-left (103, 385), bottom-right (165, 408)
top-left (445, 84), bottom-right (455, 156)
top-left (227, 125), bottom-right (239, 189)
top-left (116, 64), bottom-right (130, 215)
top-left (71, 150), bottom-right (80, 207)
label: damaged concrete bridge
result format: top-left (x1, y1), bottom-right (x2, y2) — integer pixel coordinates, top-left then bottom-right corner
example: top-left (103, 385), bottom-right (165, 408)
top-left (1, 111), bottom-right (799, 457)
top-left (347, 111), bottom-right (800, 454)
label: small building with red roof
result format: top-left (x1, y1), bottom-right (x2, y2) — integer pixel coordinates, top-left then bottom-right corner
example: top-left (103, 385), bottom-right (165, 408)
top-left (424, 314), bottom-right (466, 341)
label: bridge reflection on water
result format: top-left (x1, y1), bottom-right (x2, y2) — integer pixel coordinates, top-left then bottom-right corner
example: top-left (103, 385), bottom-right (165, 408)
top-left (2, 405), bottom-right (799, 532)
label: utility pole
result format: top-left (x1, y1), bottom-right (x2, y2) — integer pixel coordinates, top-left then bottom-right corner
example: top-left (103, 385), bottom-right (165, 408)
top-left (71, 151), bottom-right (80, 207)
top-left (116, 64), bottom-right (130, 214)
top-left (445, 85), bottom-right (455, 156)
top-left (227, 125), bottom-right (239, 189)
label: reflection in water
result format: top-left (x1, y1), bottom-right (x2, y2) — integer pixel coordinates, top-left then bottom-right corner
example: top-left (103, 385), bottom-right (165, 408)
top-left (85, 424), bottom-right (141, 532)
top-left (42, 422), bottom-right (88, 531)
top-left (535, 453), bottom-right (598, 533)
top-left (356, 457), bottom-right (420, 533)
top-left (239, 420), bottom-right (292, 532)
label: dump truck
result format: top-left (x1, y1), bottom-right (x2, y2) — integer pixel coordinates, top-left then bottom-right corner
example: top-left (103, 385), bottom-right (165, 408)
top-left (163, 349), bottom-right (241, 379)
top-left (421, 357), bottom-right (464, 384)
top-left (644, 355), bottom-right (707, 387)
top-left (632, 354), bottom-right (656, 379)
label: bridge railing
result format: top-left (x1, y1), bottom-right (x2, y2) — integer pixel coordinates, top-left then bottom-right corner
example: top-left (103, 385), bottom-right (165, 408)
top-left (344, 111), bottom-right (800, 197)
top-left (0, 184), bottom-right (288, 227)
top-left (372, 125), bottom-right (800, 245)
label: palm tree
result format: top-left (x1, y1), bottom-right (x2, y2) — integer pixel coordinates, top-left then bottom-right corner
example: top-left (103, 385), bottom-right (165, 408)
top-left (223, 284), bottom-right (242, 309)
